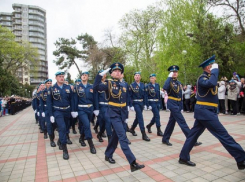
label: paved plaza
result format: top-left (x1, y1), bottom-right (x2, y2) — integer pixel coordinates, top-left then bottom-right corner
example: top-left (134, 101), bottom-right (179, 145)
top-left (0, 107), bottom-right (245, 182)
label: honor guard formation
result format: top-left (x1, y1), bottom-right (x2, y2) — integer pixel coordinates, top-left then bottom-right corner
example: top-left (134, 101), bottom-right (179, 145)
top-left (31, 56), bottom-right (245, 172)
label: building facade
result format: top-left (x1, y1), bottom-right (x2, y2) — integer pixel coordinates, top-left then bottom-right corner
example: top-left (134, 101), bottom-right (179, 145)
top-left (0, 3), bottom-right (48, 85)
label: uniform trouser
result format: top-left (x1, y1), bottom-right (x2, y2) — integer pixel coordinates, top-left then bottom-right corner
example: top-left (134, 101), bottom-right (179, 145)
top-left (162, 107), bottom-right (190, 142)
top-left (132, 103), bottom-right (145, 131)
top-left (105, 116), bottom-right (136, 164)
top-left (45, 111), bottom-right (56, 135)
top-left (35, 112), bottom-right (38, 121)
top-left (54, 110), bottom-right (70, 144)
top-left (98, 106), bottom-right (112, 136)
top-left (78, 109), bottom-right (93, 139)
top-left (149, 103), bottom-right (161, 127)
top-left (70, 116), bottom-right (77, 129)
top-left (180, 116), bottom-right (245, 163)
top-left (40, 115), bottom-right (47, 131)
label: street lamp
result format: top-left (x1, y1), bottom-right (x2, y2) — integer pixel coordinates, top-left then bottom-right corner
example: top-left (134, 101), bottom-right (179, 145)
top-left (28, 90), bottom-right (30, 98)
top-left (182, 50), bottom-right (187, 86)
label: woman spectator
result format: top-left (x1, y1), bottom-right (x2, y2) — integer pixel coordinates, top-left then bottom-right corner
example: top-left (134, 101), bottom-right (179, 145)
top-left (227, 80), bottom-right (239, 115)
top-left (182, 85), bottom-right (192, 113)
top-left (218, 81), bottom-right (226, 115)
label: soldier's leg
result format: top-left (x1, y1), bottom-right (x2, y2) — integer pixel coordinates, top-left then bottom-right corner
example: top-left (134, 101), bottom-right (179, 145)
top-left (54, 112), bottom-right (67, 145)
top-left (171, 108), bottom-right (190, 137)
top-left (162, 112), bottom-right (176, 143)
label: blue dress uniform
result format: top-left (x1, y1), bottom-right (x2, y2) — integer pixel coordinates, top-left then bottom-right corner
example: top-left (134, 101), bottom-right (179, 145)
top-left (93, 63), bottom-right (145, 172)
top-left (39, 89), bottom-right (48, 139)
top-left (32, 92), bottom-right (38, 124)
top-left (162, 65), bottom-right (201, 146)
top-left (128, 72), bottom-right (150, 141)
top-left (73, 71), bottom-right (96, 154)
top-left (40, 79), bottom-right (57, 147)
top-left (94, 71), bottom-right (112, 143)
top-left (47, 71), bottom-right (74, 160)
top-left (35, 90), bottom-right (43, 132)
top-left (145, 74), bottom-right (163, 136)
top-left (179, 56), bottom-right (245, 169)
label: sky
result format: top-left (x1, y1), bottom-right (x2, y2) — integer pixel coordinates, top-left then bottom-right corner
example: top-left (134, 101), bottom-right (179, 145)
top-left (0, 0), bottom-right (159, 81)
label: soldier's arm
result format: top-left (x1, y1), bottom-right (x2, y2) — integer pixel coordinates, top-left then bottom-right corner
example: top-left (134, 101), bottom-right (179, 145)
top-left (39, 93), bottom-right (44, 113)
top-left (93, 90), bottom-right (99, 110)
top-left (93, 75), bottom-right (108, 92)
top-left (199, 69), bottom-right (219, 88)
top-left (163, 77), bottom-right (171, 91)
top-left (69, 86), bottom-right (75, 112)
top-left (145, 84), bottom-right (149, 107)
top-left (73, 86), bottom-right (78, 111)
top-left (47, 89), bottom-right (53, 117)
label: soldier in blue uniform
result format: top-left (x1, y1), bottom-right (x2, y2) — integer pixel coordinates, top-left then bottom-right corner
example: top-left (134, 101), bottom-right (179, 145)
top-left (145, 74), bottom-right (164, 136)
top-left (162, 66), bottom-right (202, 146)
top-left (94, 70), bottom-right (112, 143)
top-left (35, 83), bottom-right (45, 133)
top-left (40, 79), bottom-right (57, 147)
top-left (73, 71), bottom-right (96, 154)
top-left (93, 63), bottom-right (145, 172)
top-left (179, 56), bottom-right (245, 169)
top-left (32, 90), bottom-right (38, 124)
top-left (47, 71), bottom-right (75, 160)
top-left (128, 72), bottom-right (150, 141)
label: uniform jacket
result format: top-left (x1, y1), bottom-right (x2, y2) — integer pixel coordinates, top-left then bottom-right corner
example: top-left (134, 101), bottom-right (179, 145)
top-left (145, 82), bottom-right (161, 107)
top-left (129, 81), bottom-right (146, 107)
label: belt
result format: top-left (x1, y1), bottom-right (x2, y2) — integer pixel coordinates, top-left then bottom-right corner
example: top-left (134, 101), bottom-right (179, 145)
top-left (78, 104), bottom-right (92, 108)
top-left (99, 102), bottom-right (108, 105)
top-left (148, 99), bottom-right (159, 102)
top-left (108, 102), bottom-right (126, 107)
top-left (53, 106), bottom-right (70, 109)
top-left (196, 101), bottom-right (218, 107)
top-left (133, 99), bottom-right (143, 102)
top-left (168, 96), bottom-right (181, 101)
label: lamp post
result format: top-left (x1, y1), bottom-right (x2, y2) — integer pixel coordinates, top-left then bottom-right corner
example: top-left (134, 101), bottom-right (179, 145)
top-left (28, 90), bottom-right (30, 98)
top-left (182, 50), bottom-right (187, 86)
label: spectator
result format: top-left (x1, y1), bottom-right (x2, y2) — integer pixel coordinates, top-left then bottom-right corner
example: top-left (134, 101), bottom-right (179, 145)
top-left (227, 80), bottom-right (239, 115)
top-left (183, 85), bottom-right (192, 112)
top-left (218, 81), bottom-right (226, 115)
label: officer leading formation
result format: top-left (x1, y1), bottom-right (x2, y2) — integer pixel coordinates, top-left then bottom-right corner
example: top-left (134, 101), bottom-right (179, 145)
top-left (31, 57), bottom-right (245, 171)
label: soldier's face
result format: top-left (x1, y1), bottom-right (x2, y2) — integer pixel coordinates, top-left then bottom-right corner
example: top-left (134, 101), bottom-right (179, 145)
top-left (56, 75), bottom-right (64, 84)
top-left (45, 82), bottom-right (52, 89)
top-left (81, 74), bottom-right (88, 81)
top-left (111, 69), bottom-right (122, 79)
top-left (173, 71), bottom-right (178, 78)
top-left (134, 74), bottom-right (141, 82)
top-left (150, 76), bottom-right (156, 83)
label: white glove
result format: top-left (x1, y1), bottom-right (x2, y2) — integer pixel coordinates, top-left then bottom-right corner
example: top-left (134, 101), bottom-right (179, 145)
top-left (130, 106), bottom-right (134, 111)
top-left (93, 110), bottom-right (99, 116)
top-left (37, 112), bottom-right (40, 116)
top-left (210, 63), bottom-right (218, 70)
top-left (42, 112), bottom-right (45, 117)
top-left (34, 110), bottom-right (37, 113)
top-left (168, 72), bottom-right (173, 77)
top-left (148, 106), bottom-right (152, 110)
top-left (127, 106), bottom-right (130, 111)
top-left (125, 119), bottom-right (128, 123)
top-left (50, 116), bottom-right (55, 123)
top-left (71, 112), bottom-right (78, 118)
top-left (99, 68), bottom-right (111, 76)
top-left (144, 105), bottom-right (147, 111)
top-left (181, 110), bottom-right (183, 113)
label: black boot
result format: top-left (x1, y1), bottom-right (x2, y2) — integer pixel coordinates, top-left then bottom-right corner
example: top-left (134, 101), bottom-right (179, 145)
top-left (157, 126), bottom-right (163, 136)
top-left (72, 126), bottom-right (77, 134)
top-left (79, 134), bottom-right (86, 147)
top-left (67, 134), bottom-right (72, 144)
top-left (44, 130), bottom-right (48, 139)
top-left (62, 144), bottom-right (69, 160)
top-left (108, 136), bottom-right (112, 143)
top-left (129, 125), bottom-right (137, 136)
top-left (87, 139), bottom-right (96, 154)
top-left (141, 131), bottom-right (150, 141)
top-left (93, 126), bottom-right (98, 134)
top-left (97, 132), bottom-right (103, 142)
top-left (49, 134), bottom-right (56, 147)
top-left (101, 132), bottom-right (107, 138)
top-left (146, 123), bottom-right (153, 133)
top-left (40, 129), bottom-right (44, 133)
top-left (130, 160), bottom-right (145, 172)
top-left (126, 123), bottom-right (130, 132)
top-left (237, 160), bottom-right (245, 170)
top-left (57, 139), bottom-right (63, 150)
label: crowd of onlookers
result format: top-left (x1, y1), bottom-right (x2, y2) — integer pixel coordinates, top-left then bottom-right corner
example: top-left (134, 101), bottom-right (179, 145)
top-left (160, 72), bottom-right (245, 116)
top-left (0, 95), bottom-right (31, 116)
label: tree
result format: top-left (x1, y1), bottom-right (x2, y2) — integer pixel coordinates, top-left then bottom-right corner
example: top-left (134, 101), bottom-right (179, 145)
top-left (53, 38), bottom-right (83, 73)
top-left (66, 72), bottom-right (74, 84)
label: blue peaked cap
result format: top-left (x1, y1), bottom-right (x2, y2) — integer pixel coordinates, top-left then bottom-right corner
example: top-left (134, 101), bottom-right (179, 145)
top-left (55, 71), bottom-right (65, 76)
top-left (109, 62), bottom-right (124, 74)
top-left (149, 73), bottom-right (156, 78)
top-left (44, 79), bottom-right (52, 83)
top-left (199, 55), bottom-right (215, 68)
top-left (134, 71), bottom-right (141, 75)
top-left (168, 65), bottom-right (179, 72)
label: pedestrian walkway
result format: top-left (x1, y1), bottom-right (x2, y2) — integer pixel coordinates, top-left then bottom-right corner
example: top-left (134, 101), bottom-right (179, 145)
top-left (0, 107), bottom-right (245, 182)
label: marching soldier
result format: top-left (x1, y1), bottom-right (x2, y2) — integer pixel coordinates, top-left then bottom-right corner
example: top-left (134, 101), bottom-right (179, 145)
top-left (179, 56), bottom-right (245, 169)
top-left (128, 72), bottom-right (150, 141)
top-left (40, 79), bottom-right (57, 147)
top-left (47, 71), bottom-right (75, 160)
top-left (94, 70), bottom-right (112, 143)
top-left (162, 65), bottom-right (202, 146)
top-left (73, 71), bottom-right (96, 154)
top-left (93, 62), bottom-right (145, 172)
top-left (145, 74), bottom-right (164, 136)
top-left (32, 89), bottom-right (38, 124)
top-left (36, 83), bottom-right (45, 133)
